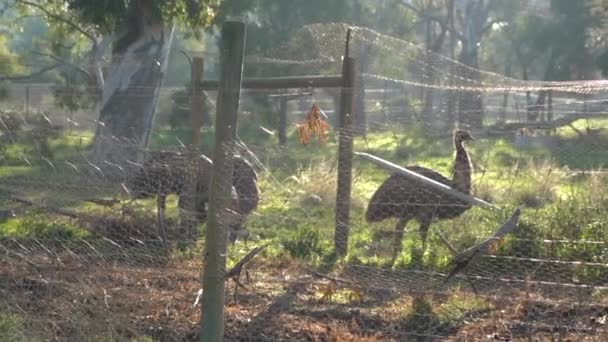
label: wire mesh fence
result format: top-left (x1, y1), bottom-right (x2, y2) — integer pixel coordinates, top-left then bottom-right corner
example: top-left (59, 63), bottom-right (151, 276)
top-left (2, 21), bottom-right (608, 341)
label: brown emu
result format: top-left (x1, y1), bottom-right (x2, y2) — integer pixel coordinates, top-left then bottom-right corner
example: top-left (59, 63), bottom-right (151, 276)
top-left (123, 151), bottom-right (260, 243)
top-left (365, 130), bottom-right (475, 263)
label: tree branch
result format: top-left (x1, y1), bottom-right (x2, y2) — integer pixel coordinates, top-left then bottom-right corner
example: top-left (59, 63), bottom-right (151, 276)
top-left (30, 51), bottom-right (93, 81)
top-left (10, 195), bottom-right (80, 219)
top-left (400, 0), bottom-right (465, 41)
top-left (0, 63), bottom-right (62, 81)
top-left (16, 0), bottom-right (96, 43)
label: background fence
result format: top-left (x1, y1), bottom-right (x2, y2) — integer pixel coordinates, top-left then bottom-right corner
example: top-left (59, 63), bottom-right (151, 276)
top-left (2, 21), bottom-right (608, 341)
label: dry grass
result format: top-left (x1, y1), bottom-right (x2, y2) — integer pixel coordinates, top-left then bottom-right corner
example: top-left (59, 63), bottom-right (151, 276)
top-left (285, 160), bottom-right (339, 207)
top-left (2, 252), bottom-right (608, 341)
top-left (474, 159), bottom-right (571, 208)
top-left (587, 170), bottom-right (608, 205)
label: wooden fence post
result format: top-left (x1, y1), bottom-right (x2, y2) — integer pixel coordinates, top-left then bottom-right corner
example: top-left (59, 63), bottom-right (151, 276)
top-left (278, 90), bottom-right (288, 146)
top-left (191, 57), bottom-right (205, 147)
top-left (181, 57), bottom-right (205, 236)
top-left (200, 21), bottom-right (246, 342)
top-left (25, 85), bottom-right (30, 117)
top-left (334, 29), bottom-right (356, 257)
top-left (354, 63), bottom-right (366, 137)
top-left (547, 90), bottom-right (553, 122)
top-left (382, 80), bottom-right (388, 124)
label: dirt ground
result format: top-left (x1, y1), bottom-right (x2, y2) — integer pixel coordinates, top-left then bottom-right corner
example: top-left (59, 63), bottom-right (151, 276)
top-left (2, 252), bottom-right (608, 341)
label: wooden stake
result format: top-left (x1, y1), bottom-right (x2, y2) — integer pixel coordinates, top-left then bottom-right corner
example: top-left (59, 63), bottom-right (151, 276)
top-left (200, 21), bottom-right (246, 342)
top-left (334, 28), bottom-right (356, 257)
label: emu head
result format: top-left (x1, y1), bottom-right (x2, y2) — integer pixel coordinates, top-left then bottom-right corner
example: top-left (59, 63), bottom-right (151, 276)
top-left (453, 130), bottom-right (474, 146)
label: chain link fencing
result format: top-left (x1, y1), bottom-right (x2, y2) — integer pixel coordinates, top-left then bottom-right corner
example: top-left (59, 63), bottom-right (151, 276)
top-left (2, 22), bottom-right (608, 340)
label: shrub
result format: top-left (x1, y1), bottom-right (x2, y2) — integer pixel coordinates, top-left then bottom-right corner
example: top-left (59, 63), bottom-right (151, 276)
top-left (282, 226), bottom-right (327, 260)
top-left (0, 213), bottom-right (88, 240)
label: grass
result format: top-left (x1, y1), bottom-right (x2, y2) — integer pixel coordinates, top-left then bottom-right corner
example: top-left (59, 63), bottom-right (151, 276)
top-left (5, 118), bottom-right (608, 269)
top-left (0, 313), bottom-right (29, 342)
top-left (2, 117), bottom-right (608, 339)
top-left (0, 213), bottom-right (89, 239)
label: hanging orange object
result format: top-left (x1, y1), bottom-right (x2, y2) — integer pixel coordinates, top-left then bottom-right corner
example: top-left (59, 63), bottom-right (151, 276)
top-left (296, 103), bottom-right (330, 145)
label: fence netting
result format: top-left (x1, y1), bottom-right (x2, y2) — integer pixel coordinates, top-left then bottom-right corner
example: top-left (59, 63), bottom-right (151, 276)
top-left (2, 22), bottom-right (608, 340)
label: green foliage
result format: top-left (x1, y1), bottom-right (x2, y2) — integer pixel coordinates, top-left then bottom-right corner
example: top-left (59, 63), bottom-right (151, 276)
top-left (0, 313), bottom-right (27, 342)
top-left (281, 226), bottom-right (328, 260)
top-left (0, 32), bottom-right (26, 99)
top-left (0, 213), bottom-right (89, 240)
top-left (216, 0), bottom-right (415, 78)
top-left (168, 87), bottom-right (191, 130)
top-left (0, 34), bottom-right (24, 78)
top-left (65, 0), bottom-right (221, 33)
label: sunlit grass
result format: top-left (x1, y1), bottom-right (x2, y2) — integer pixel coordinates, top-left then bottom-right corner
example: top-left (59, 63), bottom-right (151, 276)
top-left (0, 213), bottom-right (90, 239)
top-left (0, 313), bottom-right (28, 342)
top-left (3, 120), bottom-right (608, 279)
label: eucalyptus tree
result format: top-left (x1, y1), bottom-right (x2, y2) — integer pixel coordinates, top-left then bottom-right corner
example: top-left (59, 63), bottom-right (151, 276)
top-left (10, 0), bottom-right (224, 163)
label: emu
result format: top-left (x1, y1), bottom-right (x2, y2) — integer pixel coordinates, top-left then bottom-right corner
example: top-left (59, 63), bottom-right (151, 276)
top-left (365, 130), bottom-right (475, 264)
top-left (123, 151), bottom-right (260, 244)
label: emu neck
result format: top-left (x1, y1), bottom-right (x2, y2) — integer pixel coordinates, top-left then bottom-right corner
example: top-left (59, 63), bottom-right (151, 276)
top-left (452, 142), bottom-right (471, 194)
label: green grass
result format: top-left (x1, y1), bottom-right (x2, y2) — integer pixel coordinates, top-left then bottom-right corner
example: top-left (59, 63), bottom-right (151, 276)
top-left (0, 213), bottom-right (90, 240)
top-left (2, 118), bottom-right (608, 282)
top-left (2, 117), bottom-right (608, 342)
top-left (0, 313), bottom-right (29, 342)
top-left (159, 118), bottom-right (608, 273)
top-left (235, 118), bottom-right (608, 276)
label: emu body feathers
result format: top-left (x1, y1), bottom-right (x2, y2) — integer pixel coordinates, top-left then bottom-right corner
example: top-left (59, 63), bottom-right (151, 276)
top-left (123, 151), bottom-right (260, 243)
top-left (365, 130), bottom-right (475, 263)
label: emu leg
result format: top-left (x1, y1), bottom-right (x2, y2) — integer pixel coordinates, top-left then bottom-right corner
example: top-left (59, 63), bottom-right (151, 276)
top-left (411, 220), bottom-right (431, 267)
top-left (432, 227), bottom-right (458, 255)
top-left (419, 221), bottom-right (430, 252)
top-left (157, 195), bottom-right (168, 244)
top-left (390, 218), bottom-right (409, 265)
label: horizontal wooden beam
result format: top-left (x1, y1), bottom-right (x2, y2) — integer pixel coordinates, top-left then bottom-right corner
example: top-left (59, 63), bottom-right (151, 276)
top-left (267, 92), bottom-right (313, 99)
top-left (354, 152), bottom-right (500, 210)
top-left (200, 75), bottom-right (342, 90)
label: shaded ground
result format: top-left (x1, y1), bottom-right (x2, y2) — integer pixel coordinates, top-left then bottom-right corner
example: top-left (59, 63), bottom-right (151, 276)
top-left (2, 249), bottom-right (608, 342)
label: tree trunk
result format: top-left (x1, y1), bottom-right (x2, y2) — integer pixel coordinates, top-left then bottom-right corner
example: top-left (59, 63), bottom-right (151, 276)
top-left (522, 66), bottom-right (531, 120)
top-left (527, 50), bottom-right (556, 122)
top-left (422, 19), bottom-right (448, 131)
top-left (90, 1), bottom-right (175, 165)
top-left (456, 0), bottom-right (488, 130)
top-left (445, 0), bottom-right (457, 129)
top-left (499, 57), bottom-right (512, 124)
top-left (458, 41), bottom-right (483, 129)
top-left (422, 18), bottom-right (434, 130)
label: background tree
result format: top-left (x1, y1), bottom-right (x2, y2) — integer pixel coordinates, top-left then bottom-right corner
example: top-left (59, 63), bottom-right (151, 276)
top-left (10, 0), bottom-right (223, 164)
top-left (214, 0), bottom-right (416, 133)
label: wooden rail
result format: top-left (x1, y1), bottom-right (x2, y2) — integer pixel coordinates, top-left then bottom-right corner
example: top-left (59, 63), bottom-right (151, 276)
top-left (199, 75), bottom-right (342, 90)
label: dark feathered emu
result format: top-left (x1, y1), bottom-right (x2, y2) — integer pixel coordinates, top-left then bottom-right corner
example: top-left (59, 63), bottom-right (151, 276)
top-left (365, 130), bottom-right (475, 263)
top-left (123, 151), bottom-right (260, 244)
